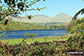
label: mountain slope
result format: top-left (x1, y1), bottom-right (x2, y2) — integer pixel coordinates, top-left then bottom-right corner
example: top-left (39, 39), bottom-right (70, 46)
top-left (52, 13), bottom-right (72, 22)
top-left (12, 13), bottom-right (72, 23)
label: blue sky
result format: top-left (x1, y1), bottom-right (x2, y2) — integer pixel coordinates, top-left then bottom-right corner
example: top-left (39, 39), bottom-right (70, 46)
top-left (22, 0), bottom-right (84, 17)
top-left (1, 0), bottom-right (83, 17)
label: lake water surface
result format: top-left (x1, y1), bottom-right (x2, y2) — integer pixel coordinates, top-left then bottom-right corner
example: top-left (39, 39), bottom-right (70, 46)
top-left (0, 29), bottom-right (66, 39)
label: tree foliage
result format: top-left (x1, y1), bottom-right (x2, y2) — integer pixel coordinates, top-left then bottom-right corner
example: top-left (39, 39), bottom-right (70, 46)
top-left (66, 18), bottom-right (84, 33)
top-left (72, 8), bottom-right (84, 20)
top-left (72, 0), bottom-right (84, 20)
top-left (0, 0), bottom-right (45, 21)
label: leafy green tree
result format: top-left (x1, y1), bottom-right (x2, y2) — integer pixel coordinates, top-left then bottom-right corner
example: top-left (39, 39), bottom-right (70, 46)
top-left (23, 32), bottom-right (29, 42)
top-left (24, 32), bottom-right (37, 41)
top-left (72, 0), bottom-right (84, 20)
top-left (0, 0), bottom-right (45, 25)
top-left (72, 8), bottom-right (84, 20)
top-left (29, 34), bottom-right (37, 40)
top-left (24, 32), bottom-right (29, 38)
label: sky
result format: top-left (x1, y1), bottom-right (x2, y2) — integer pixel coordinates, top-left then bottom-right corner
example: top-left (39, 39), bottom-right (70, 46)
top-left (1, 0), bottom-right (84, 17)
top-left (22, 0), bottom-right (84, 17)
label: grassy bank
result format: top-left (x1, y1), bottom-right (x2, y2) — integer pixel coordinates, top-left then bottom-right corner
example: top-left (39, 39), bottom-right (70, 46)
top-left (1, 34), bottom-right (72, 45)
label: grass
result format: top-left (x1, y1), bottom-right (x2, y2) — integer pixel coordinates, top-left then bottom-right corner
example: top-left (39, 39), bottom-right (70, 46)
top-left (1, 34), bottom-right (73, 45)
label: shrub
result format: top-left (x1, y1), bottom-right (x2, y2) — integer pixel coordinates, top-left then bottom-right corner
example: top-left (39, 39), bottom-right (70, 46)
top-left (0, 40), bottom-right (56, 56)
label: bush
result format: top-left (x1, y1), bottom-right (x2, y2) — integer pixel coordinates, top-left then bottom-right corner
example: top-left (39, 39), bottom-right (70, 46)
top-left (0, 41), bottom-right (56, 56)
top-left (61, 34), bottom-right (84, 54)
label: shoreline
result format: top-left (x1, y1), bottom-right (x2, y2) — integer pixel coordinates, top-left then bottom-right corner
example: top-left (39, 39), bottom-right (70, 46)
top-left (1, 34), bottom-right (73, 45)
top-left (0, 29), bottom-right (66, 32)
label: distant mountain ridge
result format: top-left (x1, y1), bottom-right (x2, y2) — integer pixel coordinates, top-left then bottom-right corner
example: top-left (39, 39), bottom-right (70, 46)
top-left (52, 13), bottom-right (72, 22)
top-left (12, 13), bottom-right (72, 23)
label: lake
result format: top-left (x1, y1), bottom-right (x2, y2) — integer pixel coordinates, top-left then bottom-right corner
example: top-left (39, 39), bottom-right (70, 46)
top-left (0, 29), bottom-right (66, 39)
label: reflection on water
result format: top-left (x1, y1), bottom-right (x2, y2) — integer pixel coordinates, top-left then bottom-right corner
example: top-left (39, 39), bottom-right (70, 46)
top-left (0, 29), bottom-right (66, 39)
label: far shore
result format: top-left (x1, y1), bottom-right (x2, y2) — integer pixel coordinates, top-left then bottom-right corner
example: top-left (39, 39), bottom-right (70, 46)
top-left (0, 29), bottom-right (66, 32)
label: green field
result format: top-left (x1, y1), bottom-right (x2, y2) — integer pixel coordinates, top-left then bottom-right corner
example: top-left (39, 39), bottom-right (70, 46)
top-left (1, 35), bottom-right (72, 45)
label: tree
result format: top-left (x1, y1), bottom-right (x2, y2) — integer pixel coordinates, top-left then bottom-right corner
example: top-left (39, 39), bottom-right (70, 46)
top-left (72, 0), bottom-right (84, 20)
top-left (72, 8), bottom-right (84, 20)
top-left (24, 32), bottom-right (29, 38)
top-left (24, 32), bottom-right (37, 40)
top-left (29, 34), bottom-right (37, 40)
top-left (0, 0), bottom-right (45, 25)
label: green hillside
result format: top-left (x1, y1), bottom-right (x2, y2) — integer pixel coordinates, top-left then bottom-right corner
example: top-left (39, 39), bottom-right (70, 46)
top-left (0, 20), bottom-right (66, 31)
